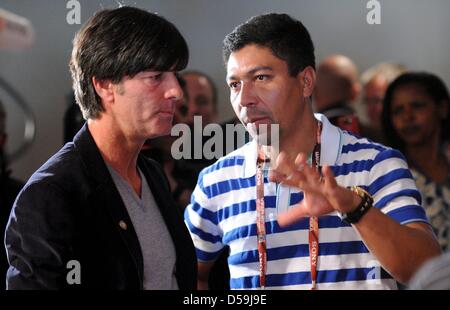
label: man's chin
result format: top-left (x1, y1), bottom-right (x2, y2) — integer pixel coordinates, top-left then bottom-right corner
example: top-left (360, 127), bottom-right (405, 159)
top-left (143, 128), bottom-right (171, 142)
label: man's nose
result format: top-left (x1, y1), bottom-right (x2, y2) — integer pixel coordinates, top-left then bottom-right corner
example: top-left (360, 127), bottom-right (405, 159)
top-left (165, 73), bottom-right (183, 101)
top-left (237, 82), bottom-right (257, 108)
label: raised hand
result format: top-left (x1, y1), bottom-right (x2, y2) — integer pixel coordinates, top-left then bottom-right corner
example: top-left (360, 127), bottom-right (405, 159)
top-left (268, 152), bottom-right (360, 227)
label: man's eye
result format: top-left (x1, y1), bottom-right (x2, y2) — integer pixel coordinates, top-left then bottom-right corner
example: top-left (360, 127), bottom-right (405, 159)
top-left (141, 73), bottom-right (163, 81)
top-left (256, 75), bottom-right (268, 81)
top-left (149, 73), bottom-right (163, 81)
top-left (229, 81), bottom-right (240, 89)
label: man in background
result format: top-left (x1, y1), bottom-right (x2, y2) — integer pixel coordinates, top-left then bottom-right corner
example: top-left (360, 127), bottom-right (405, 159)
top-left (360, 62), bottom-right (406, 143)
top-left (314, 54), bottom-right (361, 134)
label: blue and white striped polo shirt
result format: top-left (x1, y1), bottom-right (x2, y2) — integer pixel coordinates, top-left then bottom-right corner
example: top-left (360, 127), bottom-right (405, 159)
top-left (184, 114), bottom-right (428, 289)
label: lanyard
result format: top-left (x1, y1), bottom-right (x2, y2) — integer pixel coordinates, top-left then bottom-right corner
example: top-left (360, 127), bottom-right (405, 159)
top-left (255, 121), bottom-right (322, 290)
top-left (255, 155), bottom-right (267, 289)
top-left (309, 121), bottom-right (322, 289)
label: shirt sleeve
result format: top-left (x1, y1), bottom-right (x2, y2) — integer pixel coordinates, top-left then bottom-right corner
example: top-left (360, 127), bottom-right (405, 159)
top-left (368, 148), bottom-right (429, 225)
top-left (184, 170), bottom-right (224, 262)
top-left (5, 181), bottom-right (76, 289)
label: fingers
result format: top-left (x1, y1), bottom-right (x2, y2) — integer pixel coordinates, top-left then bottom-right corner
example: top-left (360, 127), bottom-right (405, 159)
top-left (277, 202), bottom-right (308, 227)
top-left (268, 152), bottom-right (297, 185)
top-left (294, 153), bottom-right (308, 166)
top-left (274, 152), bottom-right (296, 177)
top-left (271, 152), bottom-right (322, 189)
top-left (322, 165), bottom-right (338, 194)
top-left (269, 169), bottom-right (309, 190)
top-left (294, 153), bottom-right (322, 185)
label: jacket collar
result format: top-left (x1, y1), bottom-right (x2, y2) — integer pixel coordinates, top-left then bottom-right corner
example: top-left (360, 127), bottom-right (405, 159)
top-left (72, 123), bottom-right (112, 187)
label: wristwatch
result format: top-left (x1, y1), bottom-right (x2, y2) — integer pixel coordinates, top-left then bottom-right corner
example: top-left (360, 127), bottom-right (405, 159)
top-left (340, 186), bottom-right (373, 224)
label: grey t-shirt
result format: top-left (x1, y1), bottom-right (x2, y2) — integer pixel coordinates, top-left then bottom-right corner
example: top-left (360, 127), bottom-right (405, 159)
top-left (409, 252), bottom-right (450, 290)
top-left (107, 164), bottom-right (178, 290)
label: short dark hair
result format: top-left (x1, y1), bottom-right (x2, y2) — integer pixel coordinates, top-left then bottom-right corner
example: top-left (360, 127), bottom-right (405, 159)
top-left (223, 13), bottom-right (315, 76)
top-left (382, 72), bottom-right (450, 151)
top-left (69, 7), bottom-right (189, 119)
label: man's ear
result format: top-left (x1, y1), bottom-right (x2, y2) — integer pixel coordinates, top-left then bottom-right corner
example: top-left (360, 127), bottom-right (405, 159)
top-left (92, 77), bottom-right (114, 105)
top-left (299, 66), bottom-right (316, 98)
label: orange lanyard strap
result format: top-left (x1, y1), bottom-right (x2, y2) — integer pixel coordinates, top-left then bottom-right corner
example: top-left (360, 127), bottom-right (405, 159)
top-left (255, 121), bottom-right (322, 290)
top-left (256, 155), bottom-right (267, 289)
top-left (309, 121), bottom-right (322, 289)
top-left (308, 216), bottom-right (319, 289)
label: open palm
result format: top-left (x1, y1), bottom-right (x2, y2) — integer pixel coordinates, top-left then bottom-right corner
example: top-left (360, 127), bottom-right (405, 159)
top-left (268, 152), bottom-right (359, 227)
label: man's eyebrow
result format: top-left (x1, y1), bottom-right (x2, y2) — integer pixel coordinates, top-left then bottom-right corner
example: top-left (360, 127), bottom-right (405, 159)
top-left (248, 66), bottom-right (273, 75)
top-left (226, 66), bottom-right (273, 81)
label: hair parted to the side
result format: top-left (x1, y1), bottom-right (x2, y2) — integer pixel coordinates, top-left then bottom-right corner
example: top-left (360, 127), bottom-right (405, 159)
top-left (223, 13), bottom-right (315, 76)
top-left (69, 6), bottom-right (189, 120)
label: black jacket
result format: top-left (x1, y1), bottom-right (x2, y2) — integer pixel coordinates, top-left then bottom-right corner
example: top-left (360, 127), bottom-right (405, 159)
top-left (1, 171), bottom-right (24, 290)
top-left (5, 124), bottom-right (197, 289)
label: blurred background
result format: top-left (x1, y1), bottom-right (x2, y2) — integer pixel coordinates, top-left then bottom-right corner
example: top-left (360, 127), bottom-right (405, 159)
top-left (0, 0), bottom-right (449, 181)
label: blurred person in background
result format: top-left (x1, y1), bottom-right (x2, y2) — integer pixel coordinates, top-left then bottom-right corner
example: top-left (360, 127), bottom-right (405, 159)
top-left (360, 62), bottom-right (406, 144)
top-left (181, 70), bottom-right (218, 126)
top-left (382, 72), bottom-right (449, 252)
top-left (314, 54), bottom-right (361, 135)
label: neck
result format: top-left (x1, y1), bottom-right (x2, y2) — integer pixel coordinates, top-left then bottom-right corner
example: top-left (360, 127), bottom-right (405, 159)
top-left (88, 118), bottom-right (142, 182)
top-left (404, 133), bottom-right (447, 182)
top-left (279, 103), bottom-right (318, 162)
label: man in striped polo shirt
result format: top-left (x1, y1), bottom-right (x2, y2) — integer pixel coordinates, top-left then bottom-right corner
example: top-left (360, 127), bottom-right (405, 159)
top-left (184, 13), bottom-right (441, 289)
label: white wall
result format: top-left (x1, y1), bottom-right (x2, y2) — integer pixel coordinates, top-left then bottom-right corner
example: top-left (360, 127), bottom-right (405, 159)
top-left (1, 0), bottom-right (449, 181)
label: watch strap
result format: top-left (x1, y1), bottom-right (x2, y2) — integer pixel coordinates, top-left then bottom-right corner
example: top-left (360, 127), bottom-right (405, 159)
top-left (340, 186), bottom-right (373, 224)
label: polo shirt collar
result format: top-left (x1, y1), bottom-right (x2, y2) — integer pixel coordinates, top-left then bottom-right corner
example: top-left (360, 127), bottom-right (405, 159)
top-left (242, 113), bottom-right (342, 178)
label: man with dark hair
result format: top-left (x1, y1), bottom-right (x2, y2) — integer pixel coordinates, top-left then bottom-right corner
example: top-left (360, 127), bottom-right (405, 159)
top-left (185, 13), bottom-right (441, 290)
top-left (5, 6), bottom-right (196, 289)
